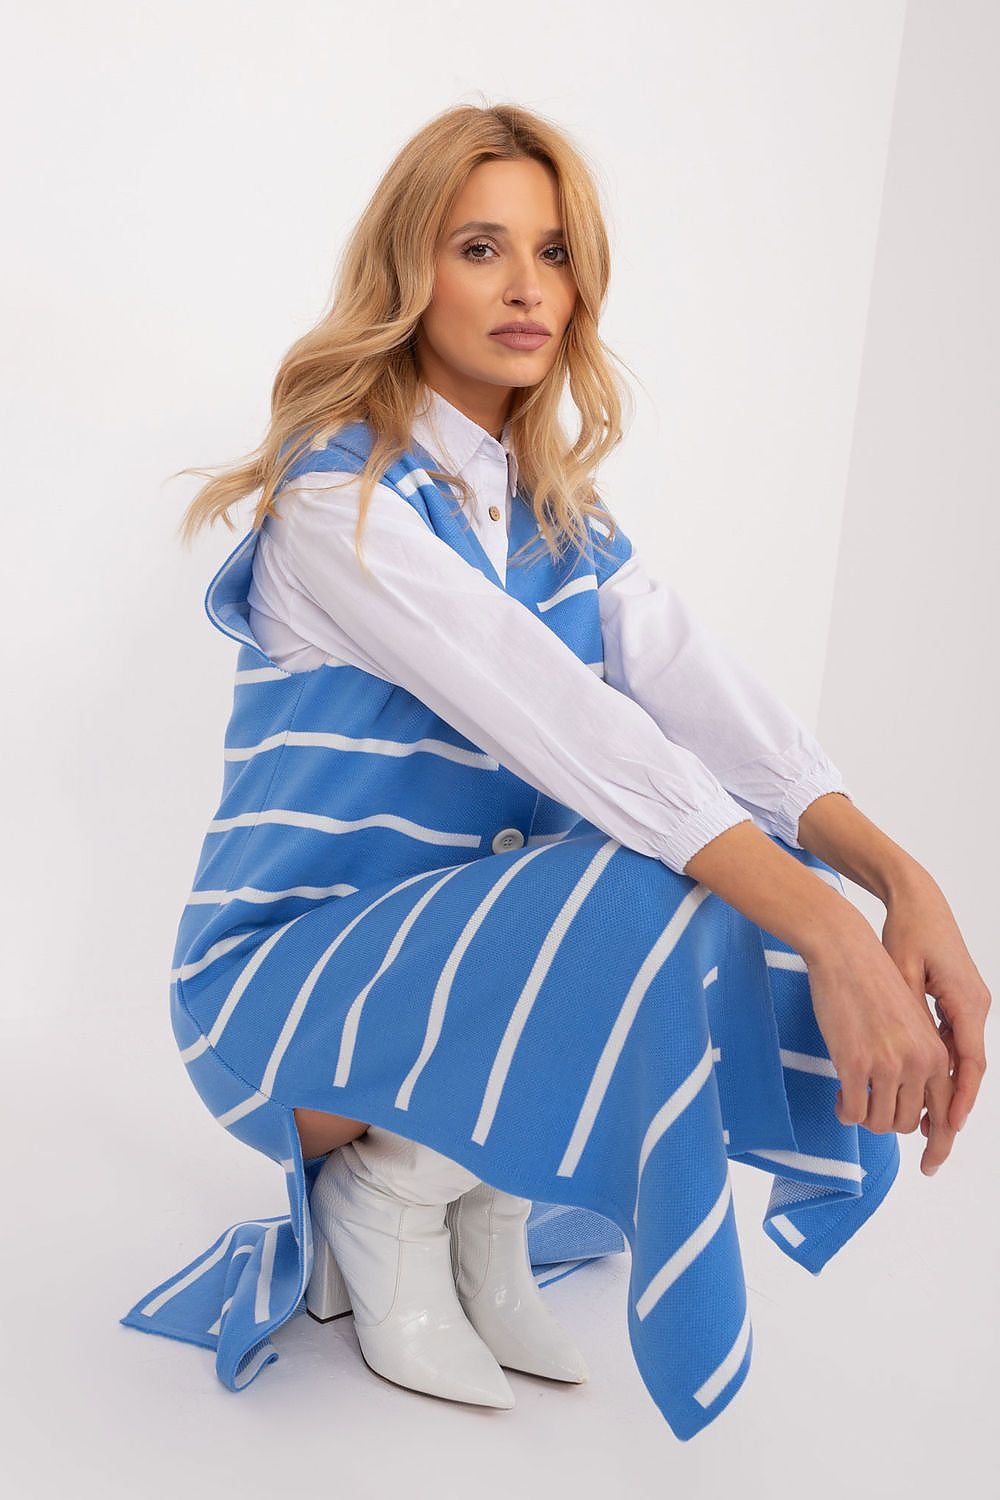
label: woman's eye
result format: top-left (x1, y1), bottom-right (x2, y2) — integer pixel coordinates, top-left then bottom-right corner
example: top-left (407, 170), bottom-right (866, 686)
top-left (461, 240), bottom-right (569, 265)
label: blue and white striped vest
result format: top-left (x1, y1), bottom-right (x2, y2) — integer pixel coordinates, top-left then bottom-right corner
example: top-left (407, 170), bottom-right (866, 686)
top-left (121, 419), bottom-right (900, 1441)
top-left (175, 421), bottom-right (632, 980)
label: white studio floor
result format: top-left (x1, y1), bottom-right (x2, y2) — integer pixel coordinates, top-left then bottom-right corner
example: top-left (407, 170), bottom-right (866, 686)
top-left (4, 1002), bottom-right (990, 1500)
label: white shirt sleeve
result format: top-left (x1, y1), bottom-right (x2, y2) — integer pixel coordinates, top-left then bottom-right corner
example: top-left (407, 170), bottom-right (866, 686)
top-left (255, 475), bottom-right (756, 875)
top-left (597, 550), bottom-right (853, 849)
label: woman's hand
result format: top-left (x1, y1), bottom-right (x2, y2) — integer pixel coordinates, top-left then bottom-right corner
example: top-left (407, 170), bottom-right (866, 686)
top-left (803, 910), bottom-right (964, 1177)
top-left (879, 866), bottom-right (991, 1142)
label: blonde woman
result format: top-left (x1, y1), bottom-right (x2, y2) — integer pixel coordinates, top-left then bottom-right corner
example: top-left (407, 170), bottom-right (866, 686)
top-left (121, 102), bottom-right (988, 1442)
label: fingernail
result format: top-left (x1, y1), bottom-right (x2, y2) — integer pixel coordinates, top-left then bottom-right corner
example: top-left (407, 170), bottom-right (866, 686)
top-left (956, 1115), bottom-right (967, 1131)
top-left (925, 1164), bottom-right (939, 1176)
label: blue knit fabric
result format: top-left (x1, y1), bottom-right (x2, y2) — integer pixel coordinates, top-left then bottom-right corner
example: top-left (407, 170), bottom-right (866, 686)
top-left (120, 422), bottom-right (900, 1440)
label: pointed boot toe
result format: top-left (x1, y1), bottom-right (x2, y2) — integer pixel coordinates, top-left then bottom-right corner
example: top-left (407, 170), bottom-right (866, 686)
top-left (447, 1182), bottom-right (590, 1384)
top-left (308, 1141), bottom-right (515, 1409)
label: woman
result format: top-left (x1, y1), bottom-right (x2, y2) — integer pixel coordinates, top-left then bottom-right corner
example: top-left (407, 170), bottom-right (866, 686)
top-left (120, 102), bottom-right (989, 1442)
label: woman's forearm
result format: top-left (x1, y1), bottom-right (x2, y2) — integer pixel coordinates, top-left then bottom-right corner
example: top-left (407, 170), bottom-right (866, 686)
top-left (682, 817), bottom-right (866, 962)
top-left (794, 790), bottom-right (927, 904)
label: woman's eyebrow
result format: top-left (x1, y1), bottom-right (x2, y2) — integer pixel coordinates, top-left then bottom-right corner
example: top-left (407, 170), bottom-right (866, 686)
top-left (447, 220), bottom-right (564, 239)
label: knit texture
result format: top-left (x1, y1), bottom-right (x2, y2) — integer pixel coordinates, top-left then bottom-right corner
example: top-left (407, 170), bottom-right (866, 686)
top-left (120, 422), bottom-right (899, 1440)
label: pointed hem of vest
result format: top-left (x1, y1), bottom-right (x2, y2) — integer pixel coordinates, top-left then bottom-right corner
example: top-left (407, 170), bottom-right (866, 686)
top-left (119, 1086), bottom-right (900, 1436)
top-left (117, 1098), bottom-right (628, 1396)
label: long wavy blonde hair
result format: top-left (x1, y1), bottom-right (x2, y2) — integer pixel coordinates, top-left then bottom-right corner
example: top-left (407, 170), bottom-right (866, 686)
top-left (175, 100), bottom-right (635, 578)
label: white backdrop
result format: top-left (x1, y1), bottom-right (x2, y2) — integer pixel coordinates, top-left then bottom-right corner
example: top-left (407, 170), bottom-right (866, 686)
top-left (3, 2), bottom-right (996, 1496)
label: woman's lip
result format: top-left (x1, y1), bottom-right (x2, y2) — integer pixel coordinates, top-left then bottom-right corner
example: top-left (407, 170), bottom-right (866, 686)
top-left (489, 329), bottom-right (551, 350)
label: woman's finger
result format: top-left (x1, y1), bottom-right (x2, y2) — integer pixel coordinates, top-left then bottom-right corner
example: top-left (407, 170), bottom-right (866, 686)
top-left (920, 1057), bottom-right (957, 1174)
top-left (946, 1009), bottom-right (987, 1130)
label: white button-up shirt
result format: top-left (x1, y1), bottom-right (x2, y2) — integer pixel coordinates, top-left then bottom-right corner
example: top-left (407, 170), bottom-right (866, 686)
top-left (246, 384), bottom-right (851, 873)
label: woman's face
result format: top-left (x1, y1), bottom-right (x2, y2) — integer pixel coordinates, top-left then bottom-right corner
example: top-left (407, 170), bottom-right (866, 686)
top-left (415, 157), bottom-right (578, 433)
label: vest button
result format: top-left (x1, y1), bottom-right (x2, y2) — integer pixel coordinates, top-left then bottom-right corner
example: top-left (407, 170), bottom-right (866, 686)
top-left (488, 504), bottom-right (501, 521)
top-left (491, 827), bottom-right (525, 854)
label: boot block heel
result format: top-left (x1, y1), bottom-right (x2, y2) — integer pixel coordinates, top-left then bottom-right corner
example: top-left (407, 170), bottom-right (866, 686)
top-left (305, 1222), bottom-right (352, 1322)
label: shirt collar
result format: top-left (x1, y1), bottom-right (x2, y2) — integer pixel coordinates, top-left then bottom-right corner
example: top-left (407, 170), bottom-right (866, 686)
top-left (412, 383), bottom-right (519, 496)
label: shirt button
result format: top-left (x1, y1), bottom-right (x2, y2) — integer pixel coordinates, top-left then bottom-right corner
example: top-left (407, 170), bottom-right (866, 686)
top-left (488, 504), bottom-right (501, 521)
top-left (491, 827), bottom-right (525, 854)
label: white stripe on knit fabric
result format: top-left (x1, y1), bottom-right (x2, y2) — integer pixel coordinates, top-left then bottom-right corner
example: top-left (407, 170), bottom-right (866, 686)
top-left (258, 865), bottom-right (450, 1097)
top-left (471, 838), bottom-right (620, 1148)
top-left (207, 915), bottom-right (313, 1049)
top-left (393, 467), bottom-right (434, 498)
top-left (765, 948), bottom-right (809, 971)
top-left (631, 1039), bottom-right (717, 1230)
top-left (536, 573), bottom-right (598, 613)
top-left (635, 1175), bottom-right (733, 1321)
top-left (138, 1219), bottom-right (285, 1316)
top-left (779, 1047), bottom-right (839, 1077)
top-left (333, 862), bottom-right (472, 1089)
top-left (769, 1214), bottom-right (806, 1247)
top-left (183, 876), bottom-right (359, 912)
top-left (216, 1090), bottom-right (270, 1128)
top-left (557, 881), bottom-right (715, 1179)
top-left (744, 1147), bottom-right (864, 1183)
top-left (183, 882), bottom-right (358, 910)
top-left (223, 729), bottom-right (497, 768)
top-left (694, 1305), bottom-right (752, 1410)
top-left (207, 1292), bottom-right (235, 1338)
top-left (206, 807), bottom-right (482, 850)
top-left (395, 844), bottom-right (552, 1110)
top-left (254, 1224), bottom-right (278, 1323)
top-left (171, 930), bottom-right (264, 982)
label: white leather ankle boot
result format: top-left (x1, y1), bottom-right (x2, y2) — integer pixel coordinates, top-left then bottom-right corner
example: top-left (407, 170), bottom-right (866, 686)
top-left (445, 1182), bottom-right (589, 1383)
top-left (305, 1127), bottom-right (515, 1408)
